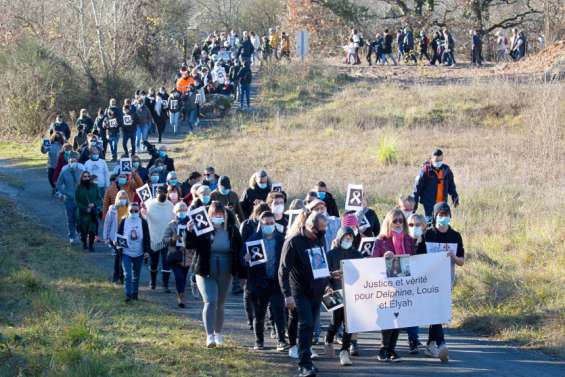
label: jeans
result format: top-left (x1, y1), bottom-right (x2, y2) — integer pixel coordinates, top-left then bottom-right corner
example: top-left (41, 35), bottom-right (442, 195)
top-left (313, 308), bottom-right (321, 340)
top-left (295, 294), bottom-right (322, 368)
top-left (187, 109), bottom-right (198, 132)
top-left (64, 198), bottom-right (77, 239)
top-left (122, 254), bottom-right (143, 298)
top-left (172, 265), bottom-right (189, 294)
top-left (248, 284), bottom-right (286, 345)
top-left (406, 326), bottom-right (419, 346)
top-left (108, 134), bottom-right (119, 159)
top-left (381, 329), bottom-right (400, 353)
top-left (121, 131), bottom-right (135, 157)
top-left (240, 83), bottom-right (250, 108)
top-left (325, 307), bottom-right (352, 351)
top-left (169, 112), bottom-right (180, 133)
top-left (136, 122), bottom-right (151, 149)
top-left (380, 52), bottom-right (397, 65)
top-left (428, 324), bottom-right (445, 346)
top-left (149, 247), bottom-right (170, 273)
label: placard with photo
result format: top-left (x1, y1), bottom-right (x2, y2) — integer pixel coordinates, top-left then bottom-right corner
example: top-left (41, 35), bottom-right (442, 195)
top-left (386, 255), bottom-right (412, 278)
top-left (345, 184), bottom-right (364, 211)
top-left (136, 184), bottom-right (153, 204)
top-left (322, 289), bottom-right (344, 312)
top-left (307, 246), bottom-right (330, 279)
top-left (271, 182), bottom-right (283, 193)
top-left (151, 183), bottom-right (164, 197)
top-left (43, 138), bottom-right (51, 151)
top-left (245, 239), bottom-right (268, 267)
top-left (286, 209), bottom-right (302, 229)
top-left (358, 237), bottom-right (377, 257)
top-left (188, 206), bottom-right (214, 236)
top-left (176, 224), bottom-right (187, 247)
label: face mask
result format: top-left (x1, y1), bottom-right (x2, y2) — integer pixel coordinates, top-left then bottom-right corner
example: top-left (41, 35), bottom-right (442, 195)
top-left (317, 191), bottom-right (326, 200)
top-left (201, 195), bottom-right (211, 205)
top-left (432, 161), bottom-right (443, 169)
top-left (392, 227), bottom-right (403, 234)
top-left (69, 162), bottom-right (77, 169)
top-left (132, 162), bottom-right (140, 169)
top-left (409, 227), bottom-right (423, 239)
top-left (169, 179), bottom-right (178, 186)
top-left (211, 216), bottom-right (224, 225)
top-left (402, 210), bottom-right (413, 220)
top-left (261, 224), bottom-right (275, 234)
top-left (64, 151), bottom-right (71, 161)
top-left (436, 216), bottom-right (451, 227)
top-left (130, 212), bottom-right (139, 219)
top-left (159, 151), bottom-right (167, 158)
top-left (207, 174), bottom-right (216, 182)
top-left (178, 211), bottom-right (188, 219)
top-left (119, 199), bottom-right (128, 207)
top-left (169, 192), bottom-right (178, 201)
top-left (91, 154), bottom-right (99, 161)
top-left (341, 240), bottom-right (353, 250)
top-left (272, 204), bottom-right (284, 215)
top-left (219, 187), bottom-right (230, 195)
top-left (150, 175), bottom-right (160, 183)
top-left (117, 177), bottom-right (127, 186)
top-left (257, 182), bottom-right (267, 189)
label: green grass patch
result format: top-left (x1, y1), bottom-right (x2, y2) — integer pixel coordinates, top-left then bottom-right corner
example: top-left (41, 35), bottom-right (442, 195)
top-left (0, 141), bottom-right (45, 168)
top-left (0, 197), bottom-right (285, 376)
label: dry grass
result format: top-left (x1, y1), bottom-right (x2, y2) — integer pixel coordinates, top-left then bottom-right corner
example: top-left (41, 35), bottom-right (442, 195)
top-left (172, 63), bottom-right (565, 356)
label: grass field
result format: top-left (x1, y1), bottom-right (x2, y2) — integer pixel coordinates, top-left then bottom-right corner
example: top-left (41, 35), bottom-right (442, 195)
top-left (0, 197), bottom-right (285, 377)
top-left (173, 63), bottom-right (565, 356)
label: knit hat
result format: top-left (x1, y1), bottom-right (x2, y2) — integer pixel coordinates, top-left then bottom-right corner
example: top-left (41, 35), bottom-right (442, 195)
top-left (166, 171), bottom-right (177, 181)
top-left (218, 176), bottom-right (231, 189)
top-left (341, 213), bottom-right (358, 228)
top-left (433, 202), bottom-right (451, 221)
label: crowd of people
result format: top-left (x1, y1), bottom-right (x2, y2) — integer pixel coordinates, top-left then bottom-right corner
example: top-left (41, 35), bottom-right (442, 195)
top-left (43, 103), bottom-right (464, 377)
top-left (345, 26), bottom-right (533, 67)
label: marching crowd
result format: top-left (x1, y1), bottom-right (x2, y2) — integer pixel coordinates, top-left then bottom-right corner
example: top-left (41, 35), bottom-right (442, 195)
top-left (345, 26), bottom-right (532, 67)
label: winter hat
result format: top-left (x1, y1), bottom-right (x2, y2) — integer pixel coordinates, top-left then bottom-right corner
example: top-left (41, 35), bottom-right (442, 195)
top-left (166, 171), bottom-right (177, 181)
top-left (341, 213), bottom-right (358, 228)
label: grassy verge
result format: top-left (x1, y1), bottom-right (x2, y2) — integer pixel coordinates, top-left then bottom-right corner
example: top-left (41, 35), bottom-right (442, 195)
top-left (0, 197), bottom-right (285, 377)
top-left (175, 63), bottom-right (565, 357)
top-left (0, 141), bottom-right (45, 168)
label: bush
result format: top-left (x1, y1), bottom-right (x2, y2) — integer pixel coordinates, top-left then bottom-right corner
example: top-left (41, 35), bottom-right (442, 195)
top-left (376, 136), bottom-right (398, 165)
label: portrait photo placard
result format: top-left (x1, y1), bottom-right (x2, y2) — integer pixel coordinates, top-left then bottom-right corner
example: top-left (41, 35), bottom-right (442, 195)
top-left (358, 237), bottom-right (377, 257)
top-left (136, 184), bottom-right (153, 204)
top-left (151, 183), bottom-right (164, 197)
top-left (176, 224), bottom-right (187, 247)
top-left (345, 184), bottom-right (364, 211)
top-left (43, 138), bottom-right (51, 150)
top-left (188, 206), bottom-right (214, 236)
top-left (307, 246), bottom-right (330, 280)
top-left (271, 182), bottom-right (283, 193)
top-left (246, 239), bottom-right (268, 267)
top-left (322, 289), bottom-right (344, 312)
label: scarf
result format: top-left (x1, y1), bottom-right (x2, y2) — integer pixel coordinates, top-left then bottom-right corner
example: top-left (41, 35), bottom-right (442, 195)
top-left (391, 230), bottom-right (406, 255)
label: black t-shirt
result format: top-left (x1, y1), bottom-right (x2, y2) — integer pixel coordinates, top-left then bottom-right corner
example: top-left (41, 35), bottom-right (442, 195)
top-left (416, 227), bottom-right (464, 257)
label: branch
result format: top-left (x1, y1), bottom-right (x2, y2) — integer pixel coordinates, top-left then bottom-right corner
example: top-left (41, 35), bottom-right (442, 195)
top-left (484, 8), bottom-right (542, 34)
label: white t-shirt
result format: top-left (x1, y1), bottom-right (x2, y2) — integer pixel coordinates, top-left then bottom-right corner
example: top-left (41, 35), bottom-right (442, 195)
top-left (84, 158), bottom-right (110, 188)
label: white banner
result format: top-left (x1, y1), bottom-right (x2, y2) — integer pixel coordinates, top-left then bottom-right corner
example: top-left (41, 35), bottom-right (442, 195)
top-left (342, 253), bottom-right (452, 333)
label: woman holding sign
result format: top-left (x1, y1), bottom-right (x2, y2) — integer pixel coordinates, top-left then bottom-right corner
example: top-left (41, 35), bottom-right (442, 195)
top-left (185, 201), bottom-right (243, 348)
top-left (372, 208), bottom-right (416, 362)
top-left (103, 190), bottom-right (130, 284)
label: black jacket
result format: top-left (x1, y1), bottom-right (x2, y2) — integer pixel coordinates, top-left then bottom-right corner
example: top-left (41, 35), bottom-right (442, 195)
top-left (184, 211), bottom-right (243, 278)
top-left (147, 155), bottom-right (175, 173)
top-left (240, 185), bottom-right (271, 218)
top-left (326, 246), bottom-right (363, 290)
top-left (238, 39), bottom-right (255, 58)
top-left (241, 231), bottom-right (284, 293)
top-left (279, 227), bottom-right (329, 299)
top-left (322, 192), bottom-right (340, 217)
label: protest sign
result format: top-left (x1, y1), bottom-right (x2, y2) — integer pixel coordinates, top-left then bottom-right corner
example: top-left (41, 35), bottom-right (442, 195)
top-left (345, 184), bottom-right (363, 211)
top-left (342, 253), bottom-right (451, 332)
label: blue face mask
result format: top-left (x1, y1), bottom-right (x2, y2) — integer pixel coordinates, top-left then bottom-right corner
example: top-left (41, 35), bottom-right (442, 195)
top-left (201, 195), bottom-right (211, 205)
top-left (341, 240), bottom-right (353, 250)
top-left (150, 175), bottom-right (160, 183)
top-left (261, 224), bottom-right (275, 234)
top-left (169, 179), bottom-right (178, 186)
top-left (436, 216), bottom-right (451, 227)
top-left (317, 191), bottom-right (326, 200)
top-left (178, 211), bottom-right (188, 219)
top-left (257, 182), bottom-right (267, 189)
top-left (130, 212), bottom-right (139, 219)
top-left (159, 151), bottom-right (167, 158)
top-left (64, 151), bottom-right (71, 161)
top-left (117, 177), bottom-right (127, 186)
top-left (91, 154), bottom-right (99, 161)
top-left (132, 162), bottom-right (140, 169)
top-left (69, 162), bottom-right (78, 169)
top-left (211, 216), bottom-right (224, 225)
top-left (219, 187), bottom-right (230, 195)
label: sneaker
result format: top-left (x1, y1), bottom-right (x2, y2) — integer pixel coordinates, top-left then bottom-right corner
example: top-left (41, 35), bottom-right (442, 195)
top-left (214, 333), bottom-right (224, 346)
top-left (253, 343), bottom-right (264, 350)
top-left (310, 347), bottom-right (319, 359)
top-left (349, 342), bottom-right (359, 356)
top-left (297, 366), bottom-right (316, 377)
top-left (409, 341), bottom-right (423, 354)
top-left (424, 344), bottom-right (440, 358)
top-left (388, 350), bottom-right (402, 363)
top-left (206, 335), bottom-right (216, 348)
top-left (288, 345), bottom-right (299, 359)
top-left (339, 350), bottom-right (352, 366)
top-left (377, 348), bottom-right (388, 362)
top-left (312, 336), bottom-right (320, 345)
top-left (437, 344), bottom-right (449, 363)
top-left (69, 238), bottom-right (75, 244)
top-left (324, 343), bottom-right (335, 358)
top-left (270, 328), bottom-right (277, 339)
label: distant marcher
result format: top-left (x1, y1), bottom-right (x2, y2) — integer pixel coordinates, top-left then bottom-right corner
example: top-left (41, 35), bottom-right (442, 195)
top-left (49, 113), bottom-right (71, 140)
top-left (55, 151), bottom-right (83, 243)
top-left (240, 170), bottom-right (272, 218)
top-left (75, 170), bottom-right (102, 251)
top-left (41, 132), bottom-right (64, 195)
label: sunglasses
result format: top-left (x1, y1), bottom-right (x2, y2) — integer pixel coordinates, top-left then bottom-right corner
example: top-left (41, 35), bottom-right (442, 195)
top-left (392, 218), bottom-right (404, 224)
top-left (130, 210), bottom-right (139, 214)
top-left (408, 223), bottom-right (423, 227)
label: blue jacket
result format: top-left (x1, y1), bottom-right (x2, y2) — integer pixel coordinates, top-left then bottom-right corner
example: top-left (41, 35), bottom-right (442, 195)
top-left (241, 230), bottom-right (284, 294)
top-left (413, 161), bottom-right (458, 212)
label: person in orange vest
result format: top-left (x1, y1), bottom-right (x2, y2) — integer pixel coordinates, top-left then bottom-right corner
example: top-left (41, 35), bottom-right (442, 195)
top-left (176, 67), bottom-right (195, 95)
top-left (413, 149), bottom-right (459, 223)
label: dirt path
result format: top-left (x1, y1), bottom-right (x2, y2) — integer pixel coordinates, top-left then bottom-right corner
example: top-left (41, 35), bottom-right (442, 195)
top-left (1, 68), bottom-right (564, 376)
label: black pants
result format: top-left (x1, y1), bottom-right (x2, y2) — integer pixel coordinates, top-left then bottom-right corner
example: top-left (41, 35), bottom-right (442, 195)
top-left (427, 324), bottom-right (445, 346)
top-left (325, 307), bottom-right (352, 351)
top-left (243, 288), bottom-right (254, 327)
top-left (113, 251), bottom-right (124, 283)
top-left (366, 48), bottom-right (377, 65)
top-left (47, 167), bottom-right (55, 189)
top-left (248, 286), bottom-right (286, 345)
top-left (100, 135), bottom-right (108, 159)
top-left (288, 307), bottom-right (298, 346)
top-left (122, 131), bottom-right (136, 156)
top-left (419, 49), bottom-right (431, 62)
top-left (381, 329), bottom-right (400, 352)
top-left (157, 117), bottom-right (168, 143)
top-left (80, 230), bottom-right (95, 248)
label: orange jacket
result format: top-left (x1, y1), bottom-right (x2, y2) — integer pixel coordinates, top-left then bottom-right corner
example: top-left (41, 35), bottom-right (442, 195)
top-left (176, 76), bottom-right (195, 94)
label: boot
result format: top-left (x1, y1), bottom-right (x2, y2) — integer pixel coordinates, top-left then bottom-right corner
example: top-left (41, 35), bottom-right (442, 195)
top-left (162, 271), bottom-right (171, 293)
top-left (81, 233), bottom-right (88, 250)
top-left (88, 232), bottom-right (95, 252)
top-left (177, 292), bottom-right (186, 308)
top-left (150, 270), bottom-right (157, 290)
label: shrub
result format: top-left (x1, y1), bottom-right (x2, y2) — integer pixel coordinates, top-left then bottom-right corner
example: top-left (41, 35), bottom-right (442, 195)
top-left (376, 136), bottom-right (398, 165)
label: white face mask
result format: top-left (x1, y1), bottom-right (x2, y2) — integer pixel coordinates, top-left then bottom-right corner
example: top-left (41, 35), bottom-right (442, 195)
top-left (402, 210), bottom-right (413, 220)
top-left (272, 204), bottom-right (284, 215)
top-left (392, 227), bottom-right (403, 234)
top-left (432, 161), bottom-right (443, 169)
top-left (409, 227), bottom-right (423, 239)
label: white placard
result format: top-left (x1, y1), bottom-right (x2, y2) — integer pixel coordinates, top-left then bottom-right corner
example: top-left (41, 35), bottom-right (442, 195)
top-left (246, 239), bottom-right (268, 267)
top-left (136, 184), bottom-right (153, 203)
top-left (188, 206), bottom-right (214, 236)
top-left (271, 182), bottom-right (283, 193)
top-left (358, 237), bottom-right (377, 257)
top-left (342, 253), bottom-right (452, 333)
top-left (425, 242), bottom-right (458, 254)
top-left (345, 184), bottom-right (363, 211)
top-left (286, 209), bottom-right (302, 229)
